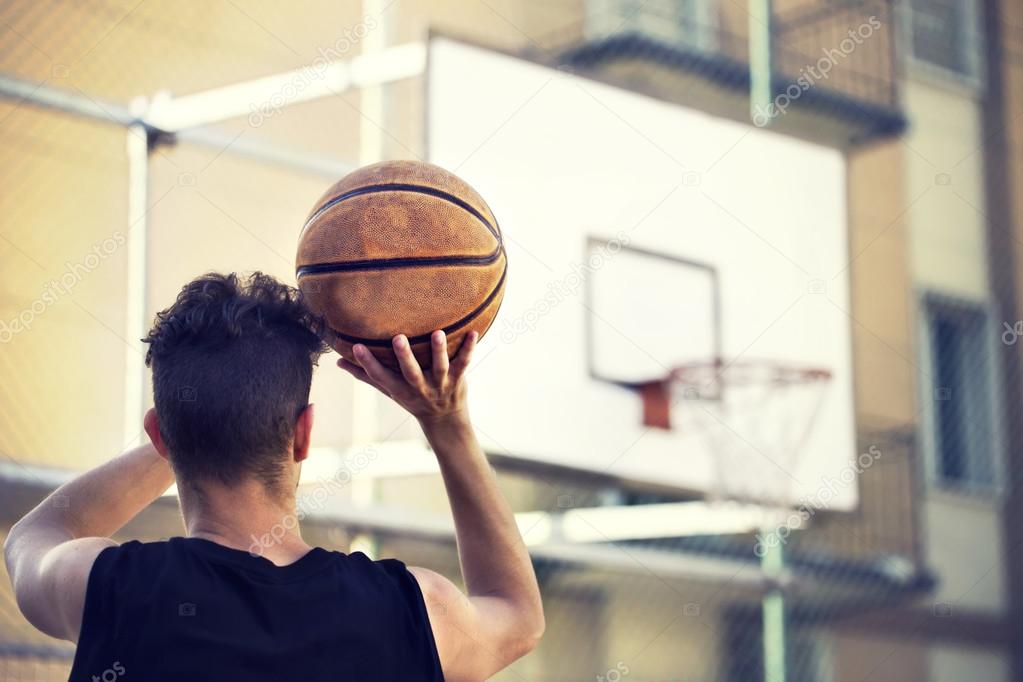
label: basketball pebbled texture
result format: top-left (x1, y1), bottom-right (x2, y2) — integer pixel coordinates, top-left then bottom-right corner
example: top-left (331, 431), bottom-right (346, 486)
top-left (296, 160), bottom-right (507, 370)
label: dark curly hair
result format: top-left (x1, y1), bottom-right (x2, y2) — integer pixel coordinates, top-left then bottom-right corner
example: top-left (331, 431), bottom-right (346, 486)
top-left (143, 272), bottom-right (328, 495)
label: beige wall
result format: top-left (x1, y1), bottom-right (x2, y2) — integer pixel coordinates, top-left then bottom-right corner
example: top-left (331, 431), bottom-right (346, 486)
top-left (923, 492), bottom-right (1008, 612)
top-left (903, 81), bottom-right (991, 299)
top-left (901, 69), bottom-right (1008, 615)
top-left (847, 141), bottom-right (918, 428)
top-left (0, 1), bottom-right (369, 102)
top-left (832, 632), bottom-right (928, 682)
top-left (0, 106), bottom-right (130, 466)
top-left (601, 586), bottom-right (723, 681)
top-left (0, 0), bottom-right (374, 468)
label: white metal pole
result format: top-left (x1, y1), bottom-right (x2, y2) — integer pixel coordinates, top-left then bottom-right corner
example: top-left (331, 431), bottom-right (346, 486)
top-left (749, 0), bottom-right (774, 127)
top-left (761, 526), bottom-right (787, 682)
top-left (750, 8), bottom-right (784, 677)
top-left (123, 97), bottom-right (150, 447)
top-left (144, 42), bottom-right (426, 133)
top-left (349, 0), bottom-right (391, 560)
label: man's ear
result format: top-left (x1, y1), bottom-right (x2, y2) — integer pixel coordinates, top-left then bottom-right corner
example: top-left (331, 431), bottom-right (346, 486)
top-left (144, 408), bottom-right (170, 460)
top-left (293, 404), bottom-right (314, 464)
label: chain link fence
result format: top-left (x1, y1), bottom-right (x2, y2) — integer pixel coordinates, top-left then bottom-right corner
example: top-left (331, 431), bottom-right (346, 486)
top-left (2, 1), bottom-right (1019, 681)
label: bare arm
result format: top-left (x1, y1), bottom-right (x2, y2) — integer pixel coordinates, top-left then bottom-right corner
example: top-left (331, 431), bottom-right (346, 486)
top-left (414, 413), bottom-right (545, 674)
top-left (3, 442), bottom-right (175, 641)
top-left (338, 332), bottom-right (544, 681)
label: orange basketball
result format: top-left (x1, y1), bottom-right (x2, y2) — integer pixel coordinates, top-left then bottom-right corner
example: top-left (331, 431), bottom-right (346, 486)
top-left (296, 160), bottom-right (507, 370)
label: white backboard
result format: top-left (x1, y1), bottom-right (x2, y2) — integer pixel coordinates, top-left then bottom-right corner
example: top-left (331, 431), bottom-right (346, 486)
top-left (427, 37), bottom-right (858, 510)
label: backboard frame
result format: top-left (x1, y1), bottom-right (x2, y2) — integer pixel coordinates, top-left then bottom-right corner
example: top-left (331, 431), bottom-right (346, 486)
top-left (584, 237), bottom-right (724, 389)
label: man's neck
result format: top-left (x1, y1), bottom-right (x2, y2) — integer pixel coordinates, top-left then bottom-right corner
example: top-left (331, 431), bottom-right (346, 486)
top-left (179, 477), bottom-right (311, 567)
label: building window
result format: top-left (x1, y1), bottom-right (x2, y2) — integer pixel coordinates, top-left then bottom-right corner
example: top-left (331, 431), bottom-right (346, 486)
top-left (904, 0), bottom-right (983, 86)
top-left (919, 293), bottom-right (1002, 493)
top-left (586, 0), bottom-right (717, 53)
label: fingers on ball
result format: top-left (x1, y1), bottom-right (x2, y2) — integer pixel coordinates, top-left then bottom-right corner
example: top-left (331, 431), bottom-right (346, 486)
top-left (431, 331), bottom-right (449, 377)
top-left (450, 331), bottom-right (477, 378)
top-left (392, 335), bottom-right (427, 386)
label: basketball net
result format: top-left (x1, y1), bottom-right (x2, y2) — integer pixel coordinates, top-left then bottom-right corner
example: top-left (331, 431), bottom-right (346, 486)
top-left (641, 358), bottom-right (832, 514)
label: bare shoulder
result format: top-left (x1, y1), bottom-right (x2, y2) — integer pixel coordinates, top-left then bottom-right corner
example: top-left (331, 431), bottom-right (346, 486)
top-left (406, 566), bottom-right (476, 679)
top-left (5, 530), bottom-right (117, 643)
top-left (406, 565), bottom-right (540, 682)
top-left (407, 565), bottom-right (465, 606)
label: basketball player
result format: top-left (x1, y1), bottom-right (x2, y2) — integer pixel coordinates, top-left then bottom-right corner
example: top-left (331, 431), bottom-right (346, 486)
top-left (4, 272), bottom-right (543, 681)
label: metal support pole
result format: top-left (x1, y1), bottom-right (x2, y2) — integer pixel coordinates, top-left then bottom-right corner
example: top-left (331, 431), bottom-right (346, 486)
top-left (749, 0), bottom-right (774, 127)
top-left (752, 3), bottom-right (784, 668)
top-left (123, 97), bottom-right (150, 448)
top-left (761, 526), bottom-right (786, 682)
top-left (348, 0), bottom-right (391, 560)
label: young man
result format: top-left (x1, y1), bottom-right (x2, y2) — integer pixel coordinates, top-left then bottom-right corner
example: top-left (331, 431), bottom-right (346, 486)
top-left (4, 272), bottom-right (543, 681)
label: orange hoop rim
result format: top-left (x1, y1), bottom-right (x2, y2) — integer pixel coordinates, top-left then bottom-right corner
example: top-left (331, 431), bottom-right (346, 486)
top-left (670, 357), bottom-right (829, 387)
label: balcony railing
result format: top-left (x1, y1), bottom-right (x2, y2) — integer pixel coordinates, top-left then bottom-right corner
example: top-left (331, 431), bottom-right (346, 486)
top-left (541, 0), bottom-right (904, 141)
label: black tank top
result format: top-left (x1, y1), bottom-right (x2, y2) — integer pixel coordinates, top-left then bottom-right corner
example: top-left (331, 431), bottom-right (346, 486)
top-left (67, 537), bottom-right (444, 681)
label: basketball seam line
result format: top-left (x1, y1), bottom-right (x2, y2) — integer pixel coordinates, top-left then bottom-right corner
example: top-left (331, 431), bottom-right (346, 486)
top-left (296, 247), bottom-right (502, 276)
top-left (297, 182), bottom-right (502, 276)
top-left (301, 182), bottom-right (501, 240)
top-left (329, 259), bottom-right (508, 347)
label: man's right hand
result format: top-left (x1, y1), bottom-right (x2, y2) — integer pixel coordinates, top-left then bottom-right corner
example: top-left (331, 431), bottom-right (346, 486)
top-left (337, 330), bottom-right (476, 426)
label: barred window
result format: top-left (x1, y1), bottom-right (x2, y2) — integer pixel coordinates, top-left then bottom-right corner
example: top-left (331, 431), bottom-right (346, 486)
top-left (920, 293), bottom-right (1001, 492)
top-left (587, 0), bottom-right (717, 52)
top-left (906, 0), bottom-right (983, 85)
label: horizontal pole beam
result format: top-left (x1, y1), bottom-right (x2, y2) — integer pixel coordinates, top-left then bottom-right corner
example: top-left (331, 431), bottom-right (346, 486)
top-left (175, 127), bottom-right (355, 178)
top-left (146, 42), bottom-right (427, 133)
top-left (0, 74), bottom-right (356, 178)
top-left (516, 501), bottom-right (800, 544)
top-left (0, 74), bottom-right (139, 128)
top-left (300, 494), bottom-right (780, 588)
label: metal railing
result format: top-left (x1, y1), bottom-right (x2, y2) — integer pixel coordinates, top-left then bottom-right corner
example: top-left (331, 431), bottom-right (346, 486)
top-left (542, 0), bottom-right (901, 126)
